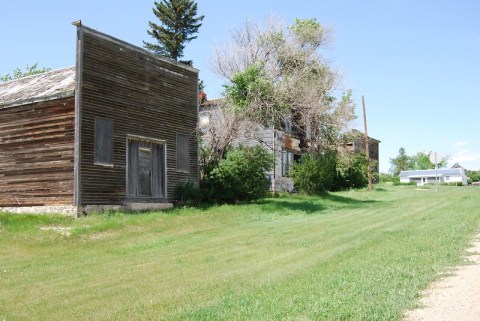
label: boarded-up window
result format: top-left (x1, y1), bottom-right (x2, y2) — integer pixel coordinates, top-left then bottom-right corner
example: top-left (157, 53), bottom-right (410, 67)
top-left (176, 134), bottom-right (190, 172)
top-left (94, 117), bottom-right (113, 165)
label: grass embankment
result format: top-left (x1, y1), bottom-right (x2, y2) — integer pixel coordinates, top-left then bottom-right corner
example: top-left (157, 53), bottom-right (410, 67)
top-left (0, 185), bottom-right (479, 320)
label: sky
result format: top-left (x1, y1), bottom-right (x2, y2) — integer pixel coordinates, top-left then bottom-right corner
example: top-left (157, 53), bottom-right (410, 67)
top-left (1, 0), bottom-right (479, 172)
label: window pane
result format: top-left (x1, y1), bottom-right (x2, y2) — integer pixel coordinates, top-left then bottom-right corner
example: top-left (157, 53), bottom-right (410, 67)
top-left (94, 117), bottom-right (113, 164)
top-left (176, 134), bottom-right (190, 172)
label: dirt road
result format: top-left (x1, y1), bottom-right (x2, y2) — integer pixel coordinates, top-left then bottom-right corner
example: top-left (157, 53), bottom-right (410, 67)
top-left (404, 234), bottom-right (480, 321)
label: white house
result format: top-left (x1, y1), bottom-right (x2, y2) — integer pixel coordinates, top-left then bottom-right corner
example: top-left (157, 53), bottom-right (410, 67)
top-left (399, 168), bottom-right (468, 186)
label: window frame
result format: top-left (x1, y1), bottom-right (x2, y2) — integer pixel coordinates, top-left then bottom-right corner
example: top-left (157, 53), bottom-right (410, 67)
top-left (281, 150), bottom-right (295, 177)
top-left (126, 135), bottom-right (167, 199)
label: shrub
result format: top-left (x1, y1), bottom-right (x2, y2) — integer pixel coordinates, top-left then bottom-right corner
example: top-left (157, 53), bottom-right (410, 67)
top-left (379, 173), bottom-right (395, 183)
top-left (174, 181), bottom-right (202, 204)
top-left (334, 152), bottom-right (368, 191)
top-left (202, 145), bottom-right (273, 203)
top-left (291, 150), bottom-right (337, 194)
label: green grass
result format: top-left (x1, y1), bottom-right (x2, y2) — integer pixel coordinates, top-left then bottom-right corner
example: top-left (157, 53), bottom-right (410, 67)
top-left (1, 185), bottom-right (479, 320)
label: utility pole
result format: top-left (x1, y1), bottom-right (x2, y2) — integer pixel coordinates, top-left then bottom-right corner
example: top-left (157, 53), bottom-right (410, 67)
top-left (362, 96), bottom-right (373, 191)
top-left (271, 115), bottom-right (276, 193)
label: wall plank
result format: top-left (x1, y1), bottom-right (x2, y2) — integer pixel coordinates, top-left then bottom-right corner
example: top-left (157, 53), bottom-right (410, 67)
top-left (79, 28), bottom-right (199, 205)
top-left (0, 97), bottom-right (75, 206)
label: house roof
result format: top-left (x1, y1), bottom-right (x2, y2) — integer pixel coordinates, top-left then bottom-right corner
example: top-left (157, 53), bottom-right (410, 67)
top-left (400, 168), bottom-right (465, 178)
top-left (349, 129), bottom-right (381, 143)
top-left (0, 66), bottom-right (75, 109)
top-left (451, 163), bottom-right (467, 170)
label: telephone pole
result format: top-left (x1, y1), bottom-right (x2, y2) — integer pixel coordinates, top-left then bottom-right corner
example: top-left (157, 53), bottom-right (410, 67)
top-left (362, 96), bottom-right (373, 191)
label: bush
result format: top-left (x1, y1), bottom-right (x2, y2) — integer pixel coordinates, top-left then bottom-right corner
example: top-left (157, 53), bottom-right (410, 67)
top-left (379, 173), bottom-right (395, 183)
top-left (334, 152), bottom-right (368, 191)
top-left (202, 145), bottom-right (273, 203)
top-left (174, 181), bottom-right (202, 204)
top-left (291, 150), bottom-right (337, 194)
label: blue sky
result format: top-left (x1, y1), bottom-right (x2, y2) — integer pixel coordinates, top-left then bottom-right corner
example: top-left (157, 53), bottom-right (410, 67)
top-left (1, 0), bottom-right (479, 172)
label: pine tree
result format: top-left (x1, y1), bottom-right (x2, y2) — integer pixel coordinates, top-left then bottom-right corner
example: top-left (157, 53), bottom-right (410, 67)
top-left (144, 0), bottom-right (204, 63)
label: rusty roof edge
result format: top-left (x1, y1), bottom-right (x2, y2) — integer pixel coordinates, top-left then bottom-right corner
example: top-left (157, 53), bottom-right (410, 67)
top-left (0, 90), bottom-right (75, 110)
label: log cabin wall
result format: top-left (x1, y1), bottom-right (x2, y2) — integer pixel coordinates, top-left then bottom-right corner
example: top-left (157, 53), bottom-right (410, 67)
top-left (0, 97), bottom-right (75, 206)
top-left (77, 26), bottom-right (199, 205)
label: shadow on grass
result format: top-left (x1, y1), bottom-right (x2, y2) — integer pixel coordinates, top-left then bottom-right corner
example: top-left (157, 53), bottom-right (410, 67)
top-left (255, 198), bottom-right (326, 214)
top-left (254, 192), bottom-right (379, 215)
top-left (321, 193), bottom-right (378, 205)
top-left (87, 191), bottom-right (379, 217)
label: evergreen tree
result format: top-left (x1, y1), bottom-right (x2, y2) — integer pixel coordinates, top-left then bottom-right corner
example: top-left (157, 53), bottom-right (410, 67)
top-left (144, 0), bottom-right (204, 63)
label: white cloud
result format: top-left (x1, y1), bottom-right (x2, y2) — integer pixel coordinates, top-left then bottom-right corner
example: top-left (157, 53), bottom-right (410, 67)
top-left (454, 141), bottom-right (470, 147)
top-left (449, 150), bottom-right (480, 168)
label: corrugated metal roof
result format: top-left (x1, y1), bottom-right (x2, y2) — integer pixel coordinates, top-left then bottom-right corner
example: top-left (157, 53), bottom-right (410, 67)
top-left (399, 168), bottom-right (464, 178)
top-left (0, 66), bottom-right (75, 108)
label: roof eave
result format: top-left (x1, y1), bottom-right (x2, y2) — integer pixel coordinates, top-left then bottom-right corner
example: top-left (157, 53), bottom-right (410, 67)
top-left (0, 90), bottom-right (75, 110)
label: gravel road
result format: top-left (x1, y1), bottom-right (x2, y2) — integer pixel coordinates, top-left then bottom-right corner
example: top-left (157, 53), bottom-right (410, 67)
top-left (404, 234), bottom-right (480, 321)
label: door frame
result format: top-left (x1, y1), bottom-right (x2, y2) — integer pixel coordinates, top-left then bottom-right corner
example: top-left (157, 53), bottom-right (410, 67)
top-left (126, 134), bottom-right (167, 200)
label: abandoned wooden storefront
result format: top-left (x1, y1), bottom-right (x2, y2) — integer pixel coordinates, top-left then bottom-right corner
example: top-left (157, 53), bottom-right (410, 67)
top-left (0, 23), bottom-right (199, 216)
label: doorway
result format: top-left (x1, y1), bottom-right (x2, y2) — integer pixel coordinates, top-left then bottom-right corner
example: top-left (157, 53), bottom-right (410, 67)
top-left (127, 137), bottom-right (166, 198)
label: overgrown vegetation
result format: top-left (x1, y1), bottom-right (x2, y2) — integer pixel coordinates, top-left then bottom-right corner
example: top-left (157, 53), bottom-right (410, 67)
top-left (466, 169), bottom-right (480, 184)
top-left (291, 150), bottom-right (369, 194)
top-left (291, 150), bottom-right (337, 194)
top-left (211, 17), bottom-right (355, 151)
top-left (1, 186), bottom-right (479, 320)
top-left (201, 145), bottom-right (272, 203)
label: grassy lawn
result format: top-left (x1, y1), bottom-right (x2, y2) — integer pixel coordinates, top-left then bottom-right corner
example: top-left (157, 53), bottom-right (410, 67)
top-left (1, 185), bottom-right (479, 320)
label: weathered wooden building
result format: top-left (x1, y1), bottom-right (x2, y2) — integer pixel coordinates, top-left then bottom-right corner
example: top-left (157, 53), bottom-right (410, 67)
top-left (0, 23), bottom-right (199, 216)
top-left (199, 100), bottom-right (302, 192)
top-left (200, 101), bottom-right (381, 191)
top-left (343, 129), bottom-right (381, 175)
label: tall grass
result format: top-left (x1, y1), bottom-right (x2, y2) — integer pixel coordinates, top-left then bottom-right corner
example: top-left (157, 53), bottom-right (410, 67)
top-left (1, 185), bottom-right (479, 320)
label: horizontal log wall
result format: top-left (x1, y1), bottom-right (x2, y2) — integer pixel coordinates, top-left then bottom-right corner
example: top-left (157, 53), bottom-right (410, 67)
top-left (79, 28), bottom-right (199, 205)
top-left (0, 97), bottom-right (75, 206)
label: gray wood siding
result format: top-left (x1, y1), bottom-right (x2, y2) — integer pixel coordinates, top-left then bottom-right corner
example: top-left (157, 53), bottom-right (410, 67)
top-left (78, 27), bottom-right (198, 205)
top-left (0, 97), bottom-right (75, 206)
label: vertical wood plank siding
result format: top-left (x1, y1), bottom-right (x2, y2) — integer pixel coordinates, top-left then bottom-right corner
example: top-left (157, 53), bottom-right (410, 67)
top-left (0, 98), bottom-right (75, 206)
top-left (79, 28), bottom-right (199, 204)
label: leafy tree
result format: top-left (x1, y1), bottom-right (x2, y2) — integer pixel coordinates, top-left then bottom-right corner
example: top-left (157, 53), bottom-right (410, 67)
top-left (466, 170), bottom-right (480, 183)
top-left (409, 151), bottom-right (448, 170)
top-left (144, 0), bottom-right (204, 63)
top-left (1, 63), bottom-right (50, 82)
top-left (390, 148), bottom-right (449, 175)
top-left (213, 17), bottom-right (355, 150)
top-left (390, 147), bottom-right (411, 175)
